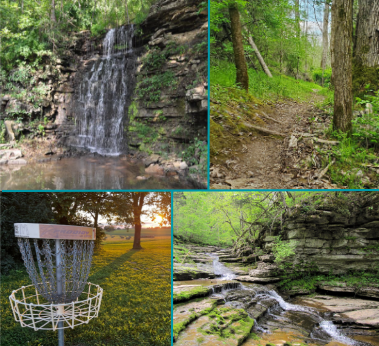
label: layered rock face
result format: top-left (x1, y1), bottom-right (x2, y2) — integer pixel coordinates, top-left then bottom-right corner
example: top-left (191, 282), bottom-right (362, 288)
top-left (262, 202), bottom-right (379, 275)
top-left (129, 0), bottom-right (208, 155)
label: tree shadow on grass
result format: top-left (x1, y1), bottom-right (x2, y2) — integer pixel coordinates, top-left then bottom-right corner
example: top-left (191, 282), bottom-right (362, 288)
top-left (89, 248), bottom-right (141, 282)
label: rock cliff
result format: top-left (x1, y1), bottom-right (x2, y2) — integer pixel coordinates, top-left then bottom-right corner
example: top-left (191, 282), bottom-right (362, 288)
top-left (1, 0), bottom-right (207, 184)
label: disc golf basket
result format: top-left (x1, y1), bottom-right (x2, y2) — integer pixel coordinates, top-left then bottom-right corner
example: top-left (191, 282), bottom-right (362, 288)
top-left (9, 223), bottom-right (104, 346)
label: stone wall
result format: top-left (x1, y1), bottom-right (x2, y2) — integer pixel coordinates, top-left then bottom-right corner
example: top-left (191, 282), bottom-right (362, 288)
top-left (261, 199), bottom-right (379, 275)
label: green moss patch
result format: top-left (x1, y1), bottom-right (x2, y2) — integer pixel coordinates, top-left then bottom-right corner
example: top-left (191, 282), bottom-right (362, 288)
top-left (173, 286), bottom-right (211, 304)
top-left (210, 84), bottom-right (272, 164)
top-left (173, 298), bottom-right (217, 341)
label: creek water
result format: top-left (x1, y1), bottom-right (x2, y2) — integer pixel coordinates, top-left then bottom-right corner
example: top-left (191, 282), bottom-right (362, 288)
top-left (178, 253), bottom-right (378, 346)
top-left (208, 254), bottom-right (236, 280)
top-left (0, 156), bottom-right (193, 190)
top-left (72, 26), bottom-right (136, 155)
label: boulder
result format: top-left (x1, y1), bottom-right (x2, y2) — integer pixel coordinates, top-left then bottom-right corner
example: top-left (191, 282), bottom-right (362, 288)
top-left (143, 154), bottom-right (160, 167)
top-left (259, 254), bottom-right (275, 263)
top-left (145, 163), bottom-right (165, 176)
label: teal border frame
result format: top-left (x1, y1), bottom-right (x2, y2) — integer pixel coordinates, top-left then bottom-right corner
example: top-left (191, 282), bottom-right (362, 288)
top-left (207, 0), bottom-right (211, 189)
top-left (171, 193), bottom-right (174, 346)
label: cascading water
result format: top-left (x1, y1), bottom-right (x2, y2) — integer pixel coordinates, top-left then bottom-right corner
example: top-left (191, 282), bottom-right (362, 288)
top-left (208, 253), bottom-right (236, 280)
top-left (73, 26), bottom-right (135, 155)
top-left (206, 257), bottom-right (366, 345)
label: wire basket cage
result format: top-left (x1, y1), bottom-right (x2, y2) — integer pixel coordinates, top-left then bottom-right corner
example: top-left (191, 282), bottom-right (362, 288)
top-left (10, 223), bottom-right (103, 341)
top-left (9, 283), bottom-right (103, 331)
top-left (18, 238), bottom-right (95, 304)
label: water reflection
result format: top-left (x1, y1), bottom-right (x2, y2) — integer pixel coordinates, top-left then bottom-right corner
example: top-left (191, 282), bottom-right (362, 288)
top-left (0, 156), bottom-right (194, 190)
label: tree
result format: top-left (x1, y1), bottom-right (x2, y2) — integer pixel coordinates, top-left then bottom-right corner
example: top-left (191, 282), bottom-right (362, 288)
top-left (51, 0), bottom-right (56, 22)
top-left (331, 0), bottom-right (353, 133)
top-left (247, 34), bottom-right (272, 78)
top-left (353, 0), bottom-right (379, 91)
top-left (131, 192), bottom-right (148, 249)
top-left (229, 2), bottom-right (249, 91)
top-left (321, 1), bottom-right (330, 86)
top-left (114, 192), bottom-right (171, 250)
top-left (354, 0), bottom-right (379, 67)
top-left (1, 192), bottom-right (54, 274)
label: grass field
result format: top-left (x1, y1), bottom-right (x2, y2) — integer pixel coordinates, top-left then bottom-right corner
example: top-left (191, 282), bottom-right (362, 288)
top-left (104, 228), bottom-right (171, 241)
top-left (1, 238), bottom-right (171, 346)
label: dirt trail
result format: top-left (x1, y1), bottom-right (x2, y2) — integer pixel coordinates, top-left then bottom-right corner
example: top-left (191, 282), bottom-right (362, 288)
top-left (210, 93), bottom-right (338, 189)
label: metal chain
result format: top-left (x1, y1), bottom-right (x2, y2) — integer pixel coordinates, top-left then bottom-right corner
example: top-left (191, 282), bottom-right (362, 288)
top-left (18, 238), bottom-right (95, 304)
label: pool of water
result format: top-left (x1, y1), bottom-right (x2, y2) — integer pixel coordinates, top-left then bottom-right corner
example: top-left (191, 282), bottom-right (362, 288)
top-left (0, 156), bottom-right (195, 190)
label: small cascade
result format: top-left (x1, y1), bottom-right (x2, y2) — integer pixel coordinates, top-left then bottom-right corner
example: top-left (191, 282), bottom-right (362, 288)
top-left (73, 25), bottom-right (136, 155)
top-left (206, 258), bottom-right (365, 346)
top-left (208, 253), bottom-right (236, 280)
top-left (212, 282), bottom-right (241, 294)
top-left (318, 321), bottom-right (361, 346)
top-left (255, 289), bottom-right (364, 346)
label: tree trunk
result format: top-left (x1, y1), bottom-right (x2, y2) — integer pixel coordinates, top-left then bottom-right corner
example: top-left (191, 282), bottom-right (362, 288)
top-left (354, 0), bottom-right (379, 67)
top-left (229, 3), bottom-right (249, 91)
top-left (331, 0), bottom-right (353, 134)
top-left (295, 0), bottom-right (300, 37)
top-left (133, 214), bottom-right (142, 249)
top-left (321, 1), bottom-right (330, 86)
top-left (295, 0), bottom-right (300, 78)
top-left (248, 35), bottom-right (272, 77)
top-left (51, 0), bottom-right (56, 22)
top-left (132, 193), bottom-right (146, 250)
top-left (125, 0), bottom-right (130, 25)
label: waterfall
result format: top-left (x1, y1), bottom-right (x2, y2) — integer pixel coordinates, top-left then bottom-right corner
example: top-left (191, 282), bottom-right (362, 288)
top-left (208, 253), bottom-right (236, 280)
top-left (73, 26), bottom-right (135, 156)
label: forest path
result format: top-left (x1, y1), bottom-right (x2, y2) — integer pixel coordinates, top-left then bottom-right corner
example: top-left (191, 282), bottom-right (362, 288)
top-left (210, 92), bottom-right (339, 189)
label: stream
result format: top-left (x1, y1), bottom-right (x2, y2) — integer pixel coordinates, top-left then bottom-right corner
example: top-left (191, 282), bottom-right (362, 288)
top-left (174, 254), bottom-right (379, 346)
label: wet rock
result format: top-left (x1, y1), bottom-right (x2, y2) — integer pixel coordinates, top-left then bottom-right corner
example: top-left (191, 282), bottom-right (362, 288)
top-left (173, 263), bottom-right (216, 281)
top-left (249, 263), bottom-right (280, 278)
top-left (4, 120), bottom-right (16, 141)
top-left (143, 154), bottom-right (160, 167)
top-left (235, 276), bottom-right (281, 283)
top-left (318, 282), bottom-right (379, 299)
top-left (179, 162), bottom-right (188, 170)
top-left (175, 306), bottom-right (254, 346)
top-left (299, 296), bottom-right (379, 328)
top-left (145, 163), bottom-right (165, 176)
top-left (8, 158), bottom-right (27, 165)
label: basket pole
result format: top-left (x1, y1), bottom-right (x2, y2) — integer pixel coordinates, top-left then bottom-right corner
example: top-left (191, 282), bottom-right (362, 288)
top-left (56, 240), bottom-right (64, 346)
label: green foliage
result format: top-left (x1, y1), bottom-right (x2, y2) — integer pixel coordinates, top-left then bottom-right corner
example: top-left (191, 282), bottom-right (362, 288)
top-left (182, 138), bottom-right (208, 178)
top-left (271, 236), bottom-right (297, 264)
top-left (0, 193), bottom-right (54, 274)
top-left (0, 121), bottom-right (7, 143)
top-left (136, 71), bottom-right (176, 104)
top-left (311, 67), bottom-right (332, 87)
top-left (38, 124), bottom-right (45, 136)
top-left (0, 0), bottom-right (159, 71)
top-left (135, 122), bottom-right (158, 143)
top-left (1, 239), bottom-right (171, 346)
top-left (353, 90), bottom-right (379, 146)
top-left (321, 129), bottom-right (379, 188)
top-left (279, 270), bottom-right (379, 292)
top-left (142, 48), bottom-right (167, 70)
top-left (211, 60), bottom-right (330, 102)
